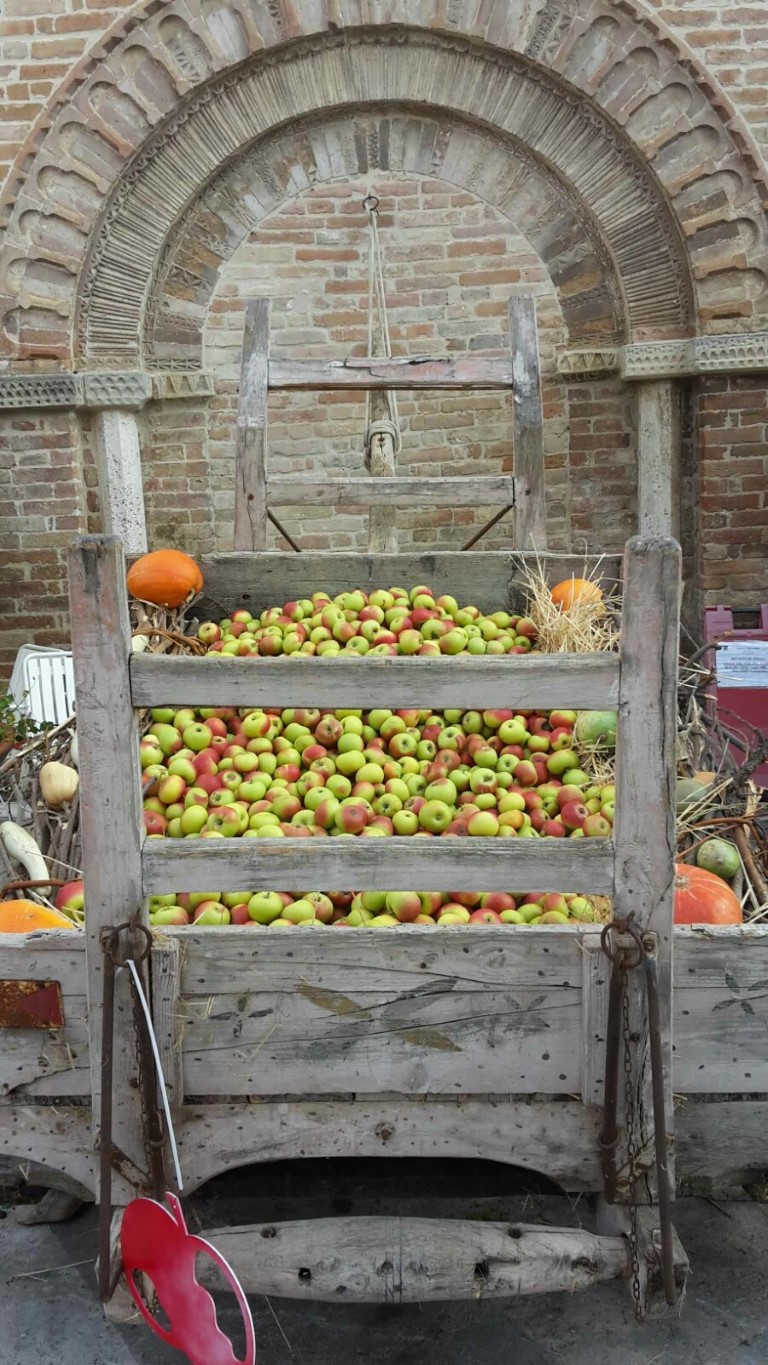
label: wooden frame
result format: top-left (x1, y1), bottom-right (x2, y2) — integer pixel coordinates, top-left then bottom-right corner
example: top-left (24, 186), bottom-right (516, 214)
top-left (233, 296), bottom-right (545, 553)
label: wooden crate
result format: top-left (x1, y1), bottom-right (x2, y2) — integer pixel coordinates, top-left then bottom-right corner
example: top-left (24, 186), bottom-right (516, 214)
top-left (4, 534), bottom-right (767, 1308)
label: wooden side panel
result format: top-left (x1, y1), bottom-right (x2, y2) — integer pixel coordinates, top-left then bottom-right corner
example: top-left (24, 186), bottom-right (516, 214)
top-left (196, 551), bottom-right (623, 619)
top-left (0, 1104), bottom-right (96, 1195)
top-left (130, 652), bottom-right (620, 711)
top-left (510, 297), bottom-right (546, 550)
top-left (68, 536), bottom-right (148, 1198)
top-left (268, 355), bottom-right (515, 390)
top-left (266, 476), bottom-right (518, 507)
top-left (172, 927), bottom-right (587, 1098)
top-left (673, 926), bottom-right (768, 1093)
top-left (0, 933), bottom-right (89, 1097)
top-left (234, 299), bottom-right (270, 552)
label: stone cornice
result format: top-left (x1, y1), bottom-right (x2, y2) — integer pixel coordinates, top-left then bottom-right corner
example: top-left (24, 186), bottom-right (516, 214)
top-left (2, 333), bottom-right (768, 411)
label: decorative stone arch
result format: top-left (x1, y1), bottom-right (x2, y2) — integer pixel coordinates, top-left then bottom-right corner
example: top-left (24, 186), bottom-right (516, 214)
top-left (1, 1), bottom-right (767, 365)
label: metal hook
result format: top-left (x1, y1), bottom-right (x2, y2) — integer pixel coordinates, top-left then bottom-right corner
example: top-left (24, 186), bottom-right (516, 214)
top-left (362, 192), bottom-right (379, 213)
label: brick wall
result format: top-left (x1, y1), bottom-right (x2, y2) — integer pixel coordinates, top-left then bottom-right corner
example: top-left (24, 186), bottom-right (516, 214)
top-left (698, 376), bottom-right (768, 605)
top-left (0, 409), bottom-right (86, 679)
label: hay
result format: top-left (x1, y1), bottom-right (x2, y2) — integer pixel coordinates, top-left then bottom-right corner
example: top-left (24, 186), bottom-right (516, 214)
top-left (515, 555), bottom-right (620, 656)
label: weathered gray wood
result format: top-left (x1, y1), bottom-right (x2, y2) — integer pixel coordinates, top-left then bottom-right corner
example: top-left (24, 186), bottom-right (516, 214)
top-left (150, 937), bottom-right (183, 1112)
top-left (178, 982), bottom-right (581, 1097)
top-left (173, 925), bottom-right (590, 996)
top-left (142, 836), bottom-right (614, 896)
top-left (596, 1202), bottom-right (687, 1316)
top-left (176, 1097), bottom-right (605, 1192)
top-left (234, 298), bottom-right (270, 552)
top-left (130, 651), bottom-right (620, 711)
top-left (14, 1189), bottom-right (86, 1224)
top-left (510, 298), bottom-right (546, 550)
top-left (269, 355), bottom-right (515, 390)
top-left (366, 387), bottom-right (398, 554)
top-left (613, 536), bottom-right (681, 1193)
top-left (581, 940), bottom-right (610, 1108)
top-left (637, 381), bottom-right (680, 539)
top-left (0, 1103), bottom-right (96, 1196)
top-left (0, 1002), bottom-right (89, 1096)
top-left (92, 410), bottom-right (147, 554)
top-left (266, 476), bottom-right (518, 507)
top-left (676, 1100), bottom-right (768, 1177)
top-left (673, 930), bottom-right (768, 1092)
top-left (68, 536), bottom-right (147, 1201)
top-left (0, 929), bottom-right (86, 996)
top-left (198, 1216), bottom-right (628, 1301)
top-left (196, 550), bottom-right (622, 618)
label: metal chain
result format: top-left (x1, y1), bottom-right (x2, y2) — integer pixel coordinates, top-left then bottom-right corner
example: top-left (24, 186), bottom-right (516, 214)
top-left (621, 967), bottom-right (643, 1320)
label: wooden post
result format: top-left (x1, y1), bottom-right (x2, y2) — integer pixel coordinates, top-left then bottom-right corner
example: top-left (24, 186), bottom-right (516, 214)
top-left (234, 298), bottom-right (270, 551)
top-left (613, 536), bottom-right (681, 1193)
top-left (68, 536), bottom-right (147, 1204)
top-left (92, 410), bottom-right (147, 554)
top-left (366, 391), bottom-right (398, 554)
top-left (637, 381), bottom-right (680, 539)
top-left (510, 296), bottom-right (546, 550)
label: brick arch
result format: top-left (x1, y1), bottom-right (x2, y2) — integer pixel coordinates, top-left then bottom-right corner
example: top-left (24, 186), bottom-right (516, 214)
top-left (1, 5), bottom-right (766, 362)
top-left (145, 106), bottom-right (623, 370)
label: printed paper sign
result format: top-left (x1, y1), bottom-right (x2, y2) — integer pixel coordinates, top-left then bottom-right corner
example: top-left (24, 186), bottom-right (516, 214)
top-left (716, 640), bottom-right (768, 689)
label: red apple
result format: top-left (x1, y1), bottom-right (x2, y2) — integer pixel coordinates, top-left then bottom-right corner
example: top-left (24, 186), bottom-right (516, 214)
top-left (55, 878), bottom-right (84, 913)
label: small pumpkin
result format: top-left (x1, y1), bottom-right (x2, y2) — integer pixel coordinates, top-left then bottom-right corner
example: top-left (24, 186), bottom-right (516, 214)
top-left (551, 577), bottom-right (603, 611)
top-left (0, 900), bottom-right (79, 933)
top-left (127, 549), bottom-right (203, 609)
top-left (674, 863), bottom-right (743, 925)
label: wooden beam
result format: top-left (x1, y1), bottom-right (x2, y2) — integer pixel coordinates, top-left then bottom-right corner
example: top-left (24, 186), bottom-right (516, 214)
top-left (613, 536), bottom-right (681, 1190)
top-left (130, 650), bottom-right (620, 710)
top-left (196, 1216), bottom-right (628, 1301)
top-left (142, 835), bottom-right (614, 896)
top-left (68, 536), bottom-right (147, 1202)
top-left (510, 297), bottom-right (546, 550)
top-left (92, 410), bottom-right (147, 555)
top-left (637, 380), bottom-right (680, 539)
top-left (266, 476), bottom-right (518, 507)
top-left (234, 298), bottom-right (270, 551)
top-left (268, 355), bottom-right (514, 390)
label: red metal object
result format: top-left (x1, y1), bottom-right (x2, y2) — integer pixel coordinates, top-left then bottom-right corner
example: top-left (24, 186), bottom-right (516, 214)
top-left (0, 979), bottom-right (64, 1028)
top-left (704, 606), bottom-right (768, 787)
top-left (121, 1193), bottom-right (256, 1365)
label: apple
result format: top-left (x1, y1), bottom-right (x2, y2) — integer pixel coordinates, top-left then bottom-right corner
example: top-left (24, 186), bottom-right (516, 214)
top-left (468, 908), bottom-right (504, 925)
top-left (560, 801), bottom-right (588, 831)
top-left (467, 811), bottom-right (500, 836)
top-left (205, 805), bottom-right (242, 837)
top-left (385, 891), bottom-right (422, 923)
top-left (480, 892), bottom-right (517, 912)
top-left (151, 906), bottom-right (191, 926)
top-left (55, 878), bottom-right (85, 913)
top-left (582, 812), bottom-right (612, 838)
top-left (193, 902), bottom-right (231, 926)
top-left (418, 800), bottom-right (453, 833)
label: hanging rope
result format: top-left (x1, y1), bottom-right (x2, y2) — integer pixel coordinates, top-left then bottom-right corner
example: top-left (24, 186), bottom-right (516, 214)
top-left (363, 192), bottom-right (402, 461)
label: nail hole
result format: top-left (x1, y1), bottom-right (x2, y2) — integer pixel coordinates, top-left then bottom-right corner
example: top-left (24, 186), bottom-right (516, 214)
top-left (260, 1226), bottom-right (277, 1238)
top-left (298, 1267), bottom-right (312, 1281)
top-left (474, 1260), bottom-right (490, 1281)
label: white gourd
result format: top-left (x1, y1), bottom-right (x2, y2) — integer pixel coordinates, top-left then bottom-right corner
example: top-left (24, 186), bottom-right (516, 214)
top-left (0, 821), bottom-right (50, 893)
top-left (39, 761), bottom-right (79, 806)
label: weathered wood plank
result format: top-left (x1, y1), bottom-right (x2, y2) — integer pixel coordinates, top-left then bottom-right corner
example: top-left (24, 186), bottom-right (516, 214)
top-left (234, 298), bottom-right (270, 552)
top-left (676, 1100), bottom-right (768, 1177)
top-left (0, 1103), bottom-right (96, 1196)
top-left (0, 999), bottom-right (89, 1096)
top-left (142, 836), bottom-right (614, 896)
top-left (199, 1216), bottom-right (628, 1301)
top-left (510, 297), bottom-right (546, 550)
top-left (0, 931), bottom-right (86, 998)
top-left (179, 983), bottom-right (581, 1096)
top-left (637, 380), bottom-right (680, 540)
top-left (266, 476), bottom-right (518, 507)
top-left (674, 924), bottom-right (768, 986)
top-left (613, 536), bottom-right (681, 1190)
top-left (68, 536), bottom-right (148, 1200)
top-left (130, 651), bottom-right (620, 710)
top-left (365, 386), bottom-right (398, 554)
top-left (581, 940), bottom-right (610, 1108)
top-left (150, 937), bottom-right (183, 1113)
top-left (176, 1097), bottom-right (605, 1192)
top-left (268, 355), bottom-right (515, 390)
top-left (673, 990), bottom-right (768, 1092)
top-left (196, 550), bottom-right (622, 618)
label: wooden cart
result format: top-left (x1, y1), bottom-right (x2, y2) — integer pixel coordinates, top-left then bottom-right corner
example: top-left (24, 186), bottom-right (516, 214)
top-left (2, 301), bottom-right (766, 1315)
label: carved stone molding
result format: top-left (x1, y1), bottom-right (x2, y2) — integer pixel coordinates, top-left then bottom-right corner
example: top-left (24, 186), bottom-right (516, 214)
top-left (622, 333), bottom-right (768, 378)
top-left (557, 349), bottom-right (621, 380)
top-left (0, 371), bottom-right (215, 411)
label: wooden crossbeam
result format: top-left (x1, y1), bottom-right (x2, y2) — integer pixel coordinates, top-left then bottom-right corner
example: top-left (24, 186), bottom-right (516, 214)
top-left (265, 475), bottom-right (516, 507)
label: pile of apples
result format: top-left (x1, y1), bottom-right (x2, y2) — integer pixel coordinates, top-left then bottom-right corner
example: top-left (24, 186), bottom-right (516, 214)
top-left (150, 889), bottom-right (601, 929)
top-left (195, 585), bottom-right (540, 658)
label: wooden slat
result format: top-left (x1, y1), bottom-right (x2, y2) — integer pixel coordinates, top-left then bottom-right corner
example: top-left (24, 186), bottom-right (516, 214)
top-left (176, 1097), bottom-right (605, 1193)
top-left (613, 536), bottom-right (681, 1188)
top-left (142, 836), bottom-right (614, 895)
top-left (174, 924), bottom-right (590, 996)
top-left (268, 355), bottom-right (514, 390)
top-left (234, 298), bottom-right (270, 552)
top-left (510, 297), bottom-right (546, 550)
top-left (0, 931), bottom-right (85, 997)
top-left (198, 1216), bottom-right (628, 1300)
top-left (0, 1104), bottom-right (96, 1197)
top-left (150, 937), bottom-right (183, 1113)
top-left (197, 550), bottom-right (622, 618)
top-left (68, 536), bottom-right (148, 1200)
top-left (673, 925), bottom-right (768, 1094)
top-left (0, 1003), bottom-right (90, 1096)
top-left (130, 651), bottom-right (620, 710)
top-left (266, 475), bottom-right (518, 507)
top-left (366, 388), bottom-right (398, 554)
top-left (581, 940), bottom-right (610, 1108)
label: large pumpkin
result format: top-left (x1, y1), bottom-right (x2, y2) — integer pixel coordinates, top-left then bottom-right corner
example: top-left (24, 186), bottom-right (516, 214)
top-left (550, 577), bottom-right (603, 611)
top-left (127, 549), bottom-right (203, 608)
top-left (0, 900), bottom-right (79, 933)
top-left (673, 863), bottom-right (743, 925)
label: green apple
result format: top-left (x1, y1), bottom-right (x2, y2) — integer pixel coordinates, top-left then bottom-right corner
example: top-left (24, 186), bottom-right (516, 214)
top-left (247, 891), bottom-right (284, 924)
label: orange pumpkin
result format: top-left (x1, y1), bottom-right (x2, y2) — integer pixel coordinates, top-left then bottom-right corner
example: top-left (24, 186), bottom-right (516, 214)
top-left (550, 577), bottom-right (604, 611)
top-left (673, 863), bottom-right (743, 925)
top-left (127, 549), bottom-right (203, 608)
top-left (0, 899), bottom-right (79, 933)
